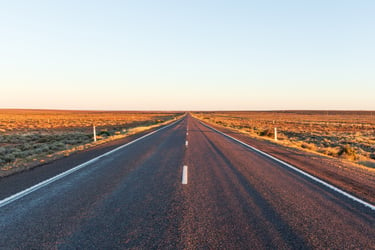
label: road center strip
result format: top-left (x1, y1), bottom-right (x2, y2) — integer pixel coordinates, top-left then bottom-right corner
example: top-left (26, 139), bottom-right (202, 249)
top-left (182, 165), bottom-right (188, 184)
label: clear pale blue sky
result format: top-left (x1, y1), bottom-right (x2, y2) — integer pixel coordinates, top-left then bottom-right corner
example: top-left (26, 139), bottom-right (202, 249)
top-left (1, 0), bottom-right (374, 110)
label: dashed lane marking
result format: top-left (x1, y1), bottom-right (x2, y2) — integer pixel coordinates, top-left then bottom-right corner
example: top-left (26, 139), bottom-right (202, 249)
top-left (182, 165), bottom-right (188, 184)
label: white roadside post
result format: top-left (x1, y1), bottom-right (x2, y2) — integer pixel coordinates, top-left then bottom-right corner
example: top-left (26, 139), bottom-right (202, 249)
top-left (274, 127), bottom-right (278, 141)
top-left (93, 124), bottom-right (97, 142)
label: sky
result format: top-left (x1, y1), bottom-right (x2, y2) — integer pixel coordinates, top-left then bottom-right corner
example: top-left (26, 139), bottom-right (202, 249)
top-left (1, 0), bottom-right (374, 110)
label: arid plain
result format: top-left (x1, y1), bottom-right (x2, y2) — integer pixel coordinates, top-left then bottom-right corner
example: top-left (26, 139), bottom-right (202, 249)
top-left (0, 109), bottom-right (183, 176)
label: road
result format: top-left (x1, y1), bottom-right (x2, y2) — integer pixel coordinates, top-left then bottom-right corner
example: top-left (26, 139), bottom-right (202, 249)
top-left (0, 115), bottom-right (374, 249)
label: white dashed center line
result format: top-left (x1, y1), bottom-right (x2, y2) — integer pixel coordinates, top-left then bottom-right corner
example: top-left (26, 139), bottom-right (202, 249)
top-left (182, 165), bottom-right (188, 184)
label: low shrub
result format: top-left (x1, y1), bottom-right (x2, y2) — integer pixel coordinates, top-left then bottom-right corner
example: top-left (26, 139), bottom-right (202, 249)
top-left (338, 144), bottom-right (358, 161)
top-left (318, 147), bottom-right (340, 157)
top-left (300, 142), bottom-right (317, 151)
top-left (99, 131), bottom-right (111, 137)
top-left (259, 128), bottom-right (274, 137)
top-left (50, 142), bottom-right (66, 151)
top-left (4, 154), bottom-right (16, 163)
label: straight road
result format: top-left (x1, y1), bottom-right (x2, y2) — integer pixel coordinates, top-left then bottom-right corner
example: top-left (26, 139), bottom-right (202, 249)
top-left (0, 115), bottom-right (374, 249)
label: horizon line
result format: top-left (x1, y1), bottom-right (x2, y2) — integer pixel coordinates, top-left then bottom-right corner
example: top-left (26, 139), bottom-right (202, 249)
top-left (1, 108), bottom-right (374, 112)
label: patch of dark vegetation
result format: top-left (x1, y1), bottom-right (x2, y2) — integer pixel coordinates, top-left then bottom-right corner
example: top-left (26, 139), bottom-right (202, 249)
top-left (258, 128), bottom-right (274, 138)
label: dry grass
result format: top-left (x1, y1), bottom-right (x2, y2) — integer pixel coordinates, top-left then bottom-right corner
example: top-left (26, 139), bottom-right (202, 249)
top-left (0, 109), bottom-right (183, 176)
top-left (193, 111), bottom-right (375, 168)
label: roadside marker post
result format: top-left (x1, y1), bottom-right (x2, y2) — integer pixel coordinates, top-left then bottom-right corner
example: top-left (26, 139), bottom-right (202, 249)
top-left (274, 127), bottom-right (278, 141)
top-left (93, 125), bottom-right (97, 142)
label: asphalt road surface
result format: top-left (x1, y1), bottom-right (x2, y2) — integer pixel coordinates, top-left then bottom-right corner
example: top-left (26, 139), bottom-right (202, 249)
top-left (0, 116), bottom-right (374, 249)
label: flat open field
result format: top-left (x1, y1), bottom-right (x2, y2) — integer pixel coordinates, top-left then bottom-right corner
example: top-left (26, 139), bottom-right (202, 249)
top-left (193, 111), bottom-right (375, 169)
top-left (0, 109), bottom-right (182, 176)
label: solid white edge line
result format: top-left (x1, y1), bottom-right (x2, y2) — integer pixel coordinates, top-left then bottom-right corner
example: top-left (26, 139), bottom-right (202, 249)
top-left (199, 120), bottom-right (375, 211)
top-left (182, 165), bottom-right (188, 184)
top-left (0, 118), bottom-right (184, 208)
